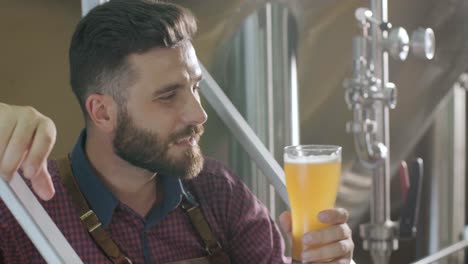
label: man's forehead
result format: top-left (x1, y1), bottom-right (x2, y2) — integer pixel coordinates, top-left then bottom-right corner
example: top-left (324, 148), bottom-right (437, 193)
top-left (128, 44), bottom-right (201, 78)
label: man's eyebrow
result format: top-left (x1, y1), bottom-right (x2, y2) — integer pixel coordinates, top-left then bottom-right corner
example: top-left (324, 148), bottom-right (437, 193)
top-left (152, 83), bottom-right (183, 97)
top-left (153, 75), bottom-right (203, 97)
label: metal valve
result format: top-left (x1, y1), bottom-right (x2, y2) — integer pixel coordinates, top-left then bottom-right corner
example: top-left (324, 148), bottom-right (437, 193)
top-left (399, 159), bottom-right (424, 239)
top-left (355, 8), bottom-right (435, 61)
top-left (386, 27), bottom-right (410, 61)
top-left (411, 27), bottom-right (435, 60)
top-left (386, 27), bottom-right (435, 61)
top-left (355, 7), bottom-right (378, 25)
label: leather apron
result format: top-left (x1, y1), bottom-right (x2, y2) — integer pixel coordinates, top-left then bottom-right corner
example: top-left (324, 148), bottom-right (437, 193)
top-left (56, 157), bottom-right (231, 264)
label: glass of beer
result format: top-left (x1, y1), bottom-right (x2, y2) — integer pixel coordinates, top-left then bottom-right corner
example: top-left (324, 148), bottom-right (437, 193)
top-left (284, 145), bottom-right (342, 261)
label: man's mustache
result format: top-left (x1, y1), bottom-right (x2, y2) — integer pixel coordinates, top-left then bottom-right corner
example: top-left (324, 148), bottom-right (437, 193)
top-left (170, 125), bottom-right (204, 142)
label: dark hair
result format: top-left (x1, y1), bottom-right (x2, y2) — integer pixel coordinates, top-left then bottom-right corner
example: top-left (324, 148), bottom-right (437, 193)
top-left (69, 0), bottom-right (197, 121)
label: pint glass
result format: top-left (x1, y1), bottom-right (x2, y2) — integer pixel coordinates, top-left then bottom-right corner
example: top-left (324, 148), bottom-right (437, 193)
top-left (284, 145), bottom-right (342, 261)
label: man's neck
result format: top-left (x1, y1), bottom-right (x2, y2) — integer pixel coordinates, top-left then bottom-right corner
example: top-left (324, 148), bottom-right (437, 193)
top-left (85, 131), bottom-right (159, 217)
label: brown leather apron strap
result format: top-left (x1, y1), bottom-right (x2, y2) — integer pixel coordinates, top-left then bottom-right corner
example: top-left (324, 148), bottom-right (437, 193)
top-left (56, 155), bottom-right (229, 264)
top-left (180, 197), bottom-right (231, 264)
top-left (56, 156), bottom-right (132, 264)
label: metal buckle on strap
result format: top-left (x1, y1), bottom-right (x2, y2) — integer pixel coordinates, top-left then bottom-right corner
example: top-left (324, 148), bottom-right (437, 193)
top-left (184, 205), bottom-right (197, 212)
top-left (205, 241), bottom-right (223, 255)
top-left (180, 200), bottom-right (197, 212)
top-left (114, 256), bottom-right (133, 264)
top-left (80, 210), bottom-right (102, 232)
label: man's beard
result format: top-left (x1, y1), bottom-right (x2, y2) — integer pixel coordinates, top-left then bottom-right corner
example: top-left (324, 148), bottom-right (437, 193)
top-left (112, 107), bottom-right (204, 180)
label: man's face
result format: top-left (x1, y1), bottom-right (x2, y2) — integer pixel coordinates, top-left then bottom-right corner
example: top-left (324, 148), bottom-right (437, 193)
top-left (112, 43), bottom-right (207, 179)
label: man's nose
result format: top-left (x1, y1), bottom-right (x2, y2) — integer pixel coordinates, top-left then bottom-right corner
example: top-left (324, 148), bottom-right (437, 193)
top-left (182, 94), bottom-right (208, 126)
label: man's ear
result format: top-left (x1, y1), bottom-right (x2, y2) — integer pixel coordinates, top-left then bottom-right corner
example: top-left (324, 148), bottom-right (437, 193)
top-left (85, 94), bottom-right (118, 133)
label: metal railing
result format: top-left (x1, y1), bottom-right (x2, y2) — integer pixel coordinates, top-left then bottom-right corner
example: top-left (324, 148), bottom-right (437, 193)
top-left (412, 240), bottom-right (468, 264)
top-left (0, 173), bottom-right (83, 263)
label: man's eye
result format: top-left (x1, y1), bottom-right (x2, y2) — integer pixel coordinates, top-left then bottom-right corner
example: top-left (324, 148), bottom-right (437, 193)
top-left (159, 93), bottom-right (176, 100)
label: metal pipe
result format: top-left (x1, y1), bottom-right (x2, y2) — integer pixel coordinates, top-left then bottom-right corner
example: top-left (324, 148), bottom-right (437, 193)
top-left (370, 0), bottom-right (391, 227)
top-left (348, 5), bottom-right (393, 260)
top-left (412, 240), bottom-right (468, 264)
top-left (351, 108), bottom-right (388, 168)
top-left (354, 0), bottom-right (396, 263)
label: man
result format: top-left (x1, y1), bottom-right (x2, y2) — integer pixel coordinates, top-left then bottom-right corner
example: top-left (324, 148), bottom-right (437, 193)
top-left (0, 1), bottom-right (354, 263)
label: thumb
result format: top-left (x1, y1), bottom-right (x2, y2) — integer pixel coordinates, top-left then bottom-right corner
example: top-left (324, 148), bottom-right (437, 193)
top-left (30, 162), bottom-right (55, 201)
top-left (279, 211), bottom-right (292, 235)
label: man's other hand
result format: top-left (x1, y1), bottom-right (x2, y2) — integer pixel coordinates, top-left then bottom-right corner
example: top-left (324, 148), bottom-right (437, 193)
top-left (280, 208), bottom-right (354, 263)
top-left (0, 103), bottom-right (56, 200)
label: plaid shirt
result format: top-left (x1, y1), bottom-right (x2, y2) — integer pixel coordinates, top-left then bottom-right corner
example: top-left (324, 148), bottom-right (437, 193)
top-left (0, 132), bottom-right (291, 263)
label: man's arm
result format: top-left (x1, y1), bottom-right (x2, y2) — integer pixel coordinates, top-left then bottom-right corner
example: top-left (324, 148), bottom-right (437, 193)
top-left (0, 103), bottom-right (56, 200)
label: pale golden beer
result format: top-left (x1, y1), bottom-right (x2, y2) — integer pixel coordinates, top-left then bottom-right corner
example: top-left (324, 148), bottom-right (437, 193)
top-left (284, 145), bottom-right (341, 261)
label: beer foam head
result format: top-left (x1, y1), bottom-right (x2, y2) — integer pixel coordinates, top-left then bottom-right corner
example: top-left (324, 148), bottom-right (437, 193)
top-left (284, 154), bottom-right (340, 164)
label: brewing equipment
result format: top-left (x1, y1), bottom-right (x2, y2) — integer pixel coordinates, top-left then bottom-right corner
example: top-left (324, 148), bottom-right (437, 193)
top-left (2, 0), bottom-right (468, 263)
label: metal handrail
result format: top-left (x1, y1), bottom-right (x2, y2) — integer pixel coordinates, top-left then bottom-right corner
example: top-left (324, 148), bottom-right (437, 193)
top-left (0, 173), bottom-right (83, 263)
top-left (411, 240), bottom-right (468, 264)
